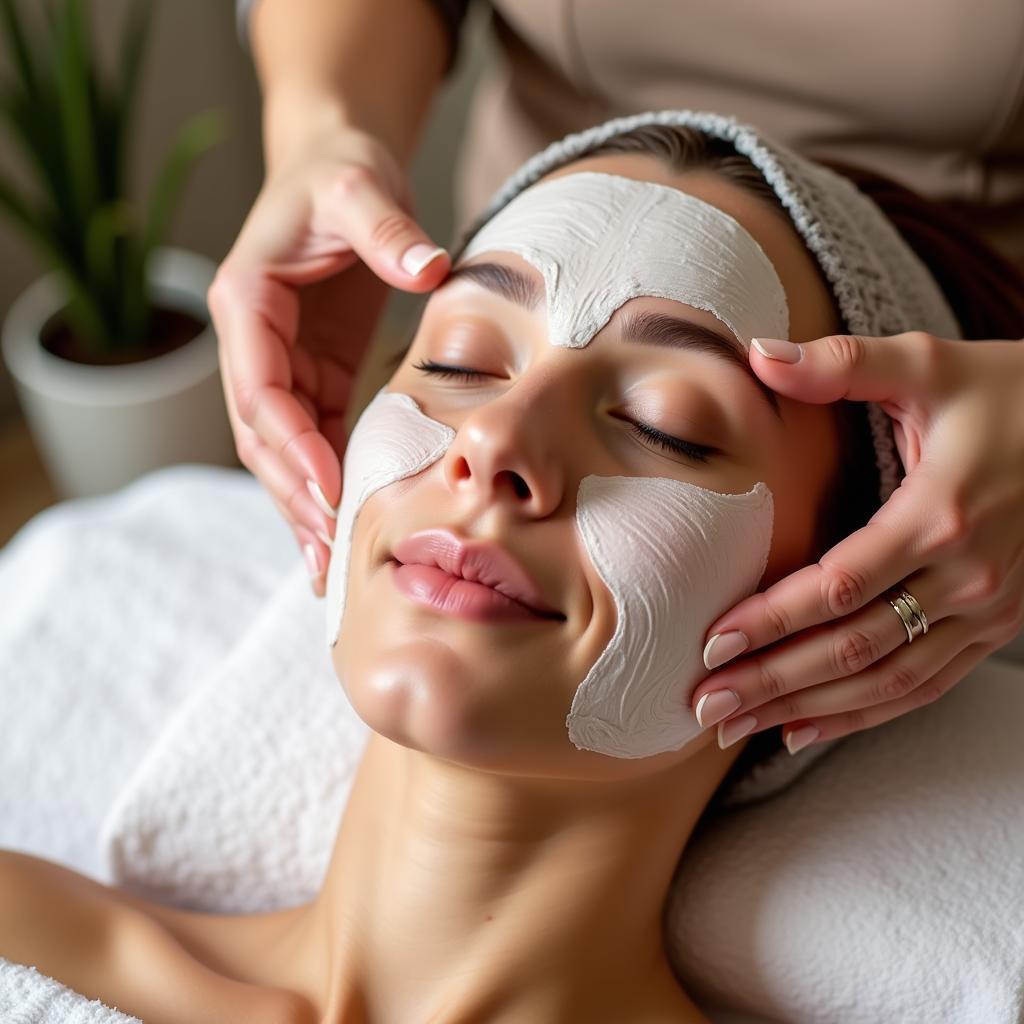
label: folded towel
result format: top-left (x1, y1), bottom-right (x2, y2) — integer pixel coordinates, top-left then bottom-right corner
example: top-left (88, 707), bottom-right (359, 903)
top-left (100, 561), bottom-right (366, 912)
top-left (0, 463), bottom-right (296, 880)
top-left (0, 957), bottom-right (140, 1023)
top-left (667, 653), bottom-right (1024, 1023)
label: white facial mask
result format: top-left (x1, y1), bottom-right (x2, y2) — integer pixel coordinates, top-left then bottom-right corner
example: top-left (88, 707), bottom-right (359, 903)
top-left (325, 390), bottom-right (454, 648)
top-left (568, 475), bottom-right (773, 757)
top-left (327, 391), bottom-right (774, 758)
top-left (327, 171), bottom-right (782, 758)
top-left (460, 171), bottom-right (790, 347)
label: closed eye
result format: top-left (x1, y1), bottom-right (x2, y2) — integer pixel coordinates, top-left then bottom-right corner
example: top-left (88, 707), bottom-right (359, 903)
top-left (412, 359), bottom-right (716, 464)
top-left (622, 418), bottom-right (715, 464)
top-left (412, 358), bottom-right (489, 381)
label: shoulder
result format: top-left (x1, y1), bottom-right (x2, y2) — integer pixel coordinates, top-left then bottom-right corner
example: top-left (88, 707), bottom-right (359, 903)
top-left (0, 849), bottom-right (115, 979)
top-left (0, 849), bottom-right (312, 1024)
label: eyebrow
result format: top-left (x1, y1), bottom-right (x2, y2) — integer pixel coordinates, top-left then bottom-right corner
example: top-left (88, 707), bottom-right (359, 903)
top-left (443, 260), bottom-right (781, 418)
top-left (445, 260), bottom-right (543, 309)
top-left (618, 310), bottom-right (782, 418)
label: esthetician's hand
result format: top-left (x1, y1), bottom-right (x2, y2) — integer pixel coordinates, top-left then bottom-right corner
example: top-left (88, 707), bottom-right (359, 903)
top-left (207, 125), bottom-right (450, 596)
top-left (688, 331), bottom-right (1024, 755)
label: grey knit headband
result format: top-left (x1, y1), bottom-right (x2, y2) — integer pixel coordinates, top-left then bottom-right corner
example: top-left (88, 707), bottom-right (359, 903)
top-left (454, 109), bottom-right (963, 805)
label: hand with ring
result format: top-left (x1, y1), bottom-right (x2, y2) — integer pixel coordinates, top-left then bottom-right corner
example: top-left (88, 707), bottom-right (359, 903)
top-left (687, 330), bottom-right (1024, 755)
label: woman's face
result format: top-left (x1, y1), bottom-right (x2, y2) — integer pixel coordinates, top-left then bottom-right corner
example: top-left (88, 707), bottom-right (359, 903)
top-left (331, 153), bottom-right (846, 783)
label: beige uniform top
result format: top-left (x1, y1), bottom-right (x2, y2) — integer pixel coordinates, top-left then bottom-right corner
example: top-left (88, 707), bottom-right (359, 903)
top-left (452, 0), bottom-right (1024, 278)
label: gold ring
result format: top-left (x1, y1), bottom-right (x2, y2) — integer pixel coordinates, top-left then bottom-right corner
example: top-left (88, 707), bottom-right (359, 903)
top-left (884, 587), bottom-right (929, 644)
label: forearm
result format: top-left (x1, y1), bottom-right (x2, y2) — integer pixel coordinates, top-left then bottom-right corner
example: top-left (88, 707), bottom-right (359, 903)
top-left (247, 0), bottom-right (450, 173)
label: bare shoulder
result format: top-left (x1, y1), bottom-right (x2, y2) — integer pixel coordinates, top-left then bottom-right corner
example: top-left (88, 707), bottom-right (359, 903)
top-left (0, 848), bottom-right (116, 982)
top-left (0, 849), bottom-right (314, 1024)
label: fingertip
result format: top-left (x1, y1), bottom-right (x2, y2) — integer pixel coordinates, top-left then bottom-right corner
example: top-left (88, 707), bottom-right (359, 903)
top-left (398, 243), bottom-right (449, 290)
top-left (750, 337), bottom-right (803, 364)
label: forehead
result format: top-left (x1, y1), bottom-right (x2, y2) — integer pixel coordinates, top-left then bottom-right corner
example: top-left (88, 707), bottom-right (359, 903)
top-left (458, 170), bottom-right (790, 350)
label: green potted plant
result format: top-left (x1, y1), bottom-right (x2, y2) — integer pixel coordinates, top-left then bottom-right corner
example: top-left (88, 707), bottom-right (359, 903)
top-left (0, 0), bottom-right (235, 497)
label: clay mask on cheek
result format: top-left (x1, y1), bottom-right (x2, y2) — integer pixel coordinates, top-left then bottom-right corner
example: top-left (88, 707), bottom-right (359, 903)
top-left (460, 171), bottom-right (790, 346)
top-left (324, 389), bottom-right (455, 648)
top-left (568, 476), bottom-right (773, 757)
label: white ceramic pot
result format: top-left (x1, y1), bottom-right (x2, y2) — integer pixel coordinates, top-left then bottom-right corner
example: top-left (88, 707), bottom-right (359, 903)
top-left (1, 246), bottom-right (239, 498)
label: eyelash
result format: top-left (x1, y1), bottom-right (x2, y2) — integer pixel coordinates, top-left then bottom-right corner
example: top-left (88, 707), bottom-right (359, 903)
top-left (411, 358), bottom-right (715, 464)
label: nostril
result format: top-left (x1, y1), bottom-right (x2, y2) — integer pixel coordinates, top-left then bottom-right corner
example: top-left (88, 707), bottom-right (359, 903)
top-left (507, 471), bottom-right (531, 499)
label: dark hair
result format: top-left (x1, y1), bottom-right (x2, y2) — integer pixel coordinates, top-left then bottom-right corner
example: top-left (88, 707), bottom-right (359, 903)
top-left (580, 122), bottom-right (1024, 809)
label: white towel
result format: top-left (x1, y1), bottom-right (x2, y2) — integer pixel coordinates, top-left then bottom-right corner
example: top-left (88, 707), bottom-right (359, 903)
top-left (0, 464), bottom-right (296, 880)
top-left (0, 958), bottom-right (140, 1023)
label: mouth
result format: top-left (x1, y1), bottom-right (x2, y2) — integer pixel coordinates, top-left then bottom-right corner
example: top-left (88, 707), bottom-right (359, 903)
top-left (386, 528), bottom-right (566, 623)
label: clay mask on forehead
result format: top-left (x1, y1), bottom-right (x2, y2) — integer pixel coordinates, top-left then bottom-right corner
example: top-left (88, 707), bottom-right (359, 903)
top-left (459, 170), bottom-right (790, 346)
top-left (326, 171), bottom-right (781, 758)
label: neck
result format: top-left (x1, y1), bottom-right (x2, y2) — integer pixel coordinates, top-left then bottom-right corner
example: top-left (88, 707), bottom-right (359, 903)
top-left (278, 731), bottom-right (730, 1023)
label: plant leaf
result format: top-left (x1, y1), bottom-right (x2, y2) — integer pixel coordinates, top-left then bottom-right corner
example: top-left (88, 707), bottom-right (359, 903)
top-left (0, 0), bottom-right (40, 104)
top-left (139, 107), bottom-right (227, 260)
top-left (53, 0), bottom-right (100, 232)
top-left (84, 198), bottom-right (134, 337)
top-left (115, 0), bottom-right (151, 184)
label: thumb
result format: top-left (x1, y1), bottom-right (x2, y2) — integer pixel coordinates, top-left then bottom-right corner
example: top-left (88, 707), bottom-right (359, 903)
top-left (314, 165), bottom-right (450, 293)
top-left (748, 331), bottom-right (945, 406)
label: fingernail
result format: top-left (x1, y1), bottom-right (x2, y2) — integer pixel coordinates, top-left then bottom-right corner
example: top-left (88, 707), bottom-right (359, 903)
top-left (718, 714), bottom-right (758, 749)
top-left (694, 689), bottom-right (742, 728)
top-left (785, 725), bottom-right (821, 755)
top-left (751, 337), bottom-right (803, 363)
top-left (306, 478), bottom-right (338, 520)
top-left (303, 543), bottom-right (321, 580)
top-left (703, 630), bottom-right (749, 671)
top-left (315, 527), bottom-right (333, 551)
top-left (400, 243), bottom-right (447, 277)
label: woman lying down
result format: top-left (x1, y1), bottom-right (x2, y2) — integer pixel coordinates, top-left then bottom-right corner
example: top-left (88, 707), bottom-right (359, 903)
top-left (0, 111), bottom-right (1011, 1023)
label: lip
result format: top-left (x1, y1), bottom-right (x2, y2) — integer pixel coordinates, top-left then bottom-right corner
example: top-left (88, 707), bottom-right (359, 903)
top-left (388, 529), bottom-right (564, 622)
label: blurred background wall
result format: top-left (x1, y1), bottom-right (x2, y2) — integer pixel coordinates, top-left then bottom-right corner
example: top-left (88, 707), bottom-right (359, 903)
top-left (0, 0), bottom-right (493, 429)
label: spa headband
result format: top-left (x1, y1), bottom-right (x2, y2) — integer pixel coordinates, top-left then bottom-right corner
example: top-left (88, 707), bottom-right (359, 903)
top-left (455, 108), bottom-right (963, 507)
top-left (452, 109), bottom-right (963, 805)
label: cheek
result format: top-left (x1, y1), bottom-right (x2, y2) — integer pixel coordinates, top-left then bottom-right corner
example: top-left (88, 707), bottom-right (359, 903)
top-left (566, 475), bottom-right (774, 759)
top-left (758, 404), bottom-right (842, 586)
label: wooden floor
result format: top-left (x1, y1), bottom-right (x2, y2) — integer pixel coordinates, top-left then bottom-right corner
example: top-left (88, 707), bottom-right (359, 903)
top-left (0, 412), bottom-right (59, 549)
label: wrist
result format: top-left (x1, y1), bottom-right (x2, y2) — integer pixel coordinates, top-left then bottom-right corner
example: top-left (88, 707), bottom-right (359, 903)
top-left (262, 86), bottom-right (414, 177)
top-left (262, 88), bottom-right (357, 174)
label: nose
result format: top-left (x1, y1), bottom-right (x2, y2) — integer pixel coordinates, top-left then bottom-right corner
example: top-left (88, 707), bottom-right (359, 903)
top-left (441, 386), bottom-right (565, 520)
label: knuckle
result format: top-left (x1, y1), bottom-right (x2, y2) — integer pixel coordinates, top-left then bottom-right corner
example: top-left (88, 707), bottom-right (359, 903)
top-left (841, 707), bottom-right (868, 734)
top-left (235, 439), bottom-right (258, 470)
top-left (832, 629), bottom-right (881, 676)
top-left (908, 330), bottom-right (945, 385)
top-left (822, 333), bottom-right (869, 372)
top-left (878, 664), bottom-right (920, 702)
top-left (206, 272), bottom-right (234, 318)
top-left (369, 211), bottom-right (415, 252)
top-left (926, 499), bottom-right (971, 554)
top-left (991, 601), bottom-right (1023, 640)
top-left (963, 557), bottom-right (1006, 604)
top-left (755, 659), bottom-right (788, 703)
top-left (819, 561), bottom-right (868, 616)
top-left (779, 692), bottom-right (804, 721)
top-left (332, 163), bottom-right (375, 199)
top-left (234, 382), bottom-right (260, 425)
top-left (759, 595), bottom-right (793, 641)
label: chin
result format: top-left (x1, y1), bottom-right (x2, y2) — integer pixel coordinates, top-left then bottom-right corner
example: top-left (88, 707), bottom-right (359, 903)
top-left (336, 632), bottom-right (497, 761)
